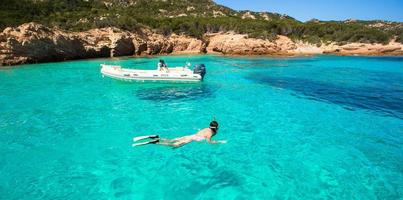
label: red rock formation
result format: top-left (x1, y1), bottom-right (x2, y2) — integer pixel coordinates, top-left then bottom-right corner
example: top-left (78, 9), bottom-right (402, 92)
top-left (1, 23), bottom-right (402, 66)
top-left (206, 33), bottom-right (280, 55)
top-left (0, 23), bottom-right (206, 66)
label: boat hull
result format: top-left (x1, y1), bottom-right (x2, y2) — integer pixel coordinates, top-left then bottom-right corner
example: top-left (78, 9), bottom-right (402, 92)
top-left (100, 64), bottom-right (203, 82)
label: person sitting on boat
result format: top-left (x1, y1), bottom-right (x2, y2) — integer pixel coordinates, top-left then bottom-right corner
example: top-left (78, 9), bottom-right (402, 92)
top-left (157, 59), bottom-right (169, 72)
top-left (133, 121), bottom-right (226, 148)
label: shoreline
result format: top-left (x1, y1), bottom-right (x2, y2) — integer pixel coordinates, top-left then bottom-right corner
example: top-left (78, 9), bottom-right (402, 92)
top-left (1, 23), bottom-right (402, 67)
top-left (2, 53), bottom-right (402, 69)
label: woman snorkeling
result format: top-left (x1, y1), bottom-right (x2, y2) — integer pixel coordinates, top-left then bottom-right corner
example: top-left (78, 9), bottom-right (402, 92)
top-left (133, 121), bottom-right (226, 148)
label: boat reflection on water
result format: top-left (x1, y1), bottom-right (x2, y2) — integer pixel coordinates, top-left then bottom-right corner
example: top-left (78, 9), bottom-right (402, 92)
top-left (135, 84), bottom-right (215, 102)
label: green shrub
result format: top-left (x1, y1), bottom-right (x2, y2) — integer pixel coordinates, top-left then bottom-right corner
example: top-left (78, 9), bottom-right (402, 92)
top-left (0, 0), bottom-right (400, 44)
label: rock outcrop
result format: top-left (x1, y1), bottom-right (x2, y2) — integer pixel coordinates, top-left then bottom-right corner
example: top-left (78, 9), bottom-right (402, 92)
top-left (321, 41), bottom-right (403, 55)
top-left (1, 23), bottom-right (402, 66)
top-left (206, 33), bottom-right (403, 56)
top-left (0, 23), bottom-right (206, 66)
top-left (0, 23), bottom-right (86, 65)
top-left (206, 33), bottom-right (280, 55)
top-left (77, 27), bottom-right (135, 57)
top-left (170, 34), bottom-right (206, 54)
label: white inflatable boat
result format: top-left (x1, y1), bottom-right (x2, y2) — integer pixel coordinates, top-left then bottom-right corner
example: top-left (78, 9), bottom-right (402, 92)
top-left (100, 63), bottom-right (206, 82)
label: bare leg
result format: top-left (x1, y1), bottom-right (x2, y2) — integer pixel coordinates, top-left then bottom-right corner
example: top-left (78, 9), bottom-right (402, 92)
top-left (157, 137), bottom-right (193, 148)
top-left (156, 138), bottom-right (177, 146)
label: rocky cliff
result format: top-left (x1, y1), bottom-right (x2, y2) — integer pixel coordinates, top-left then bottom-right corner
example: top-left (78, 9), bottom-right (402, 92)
top-left (1, 23), bottom-right (402, 66)
top-left (206, 33), bottom-right (403, 56)
top-left (0, 23), bottom-right (205, 65)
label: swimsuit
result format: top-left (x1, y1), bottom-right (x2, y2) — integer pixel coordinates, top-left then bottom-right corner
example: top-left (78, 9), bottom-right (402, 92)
top-left (190, 135), bottom-right (206, 142)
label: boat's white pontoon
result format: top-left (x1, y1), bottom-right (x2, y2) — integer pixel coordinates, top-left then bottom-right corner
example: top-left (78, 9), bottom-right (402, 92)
top-left (100, 63), bottom-right (206, 82)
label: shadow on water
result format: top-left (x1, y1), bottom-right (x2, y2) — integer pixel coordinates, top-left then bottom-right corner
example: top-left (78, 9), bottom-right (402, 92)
top-left (135, 84), bottom-right (215, 102)
top-left (249, 74), bottom-right (403, 119)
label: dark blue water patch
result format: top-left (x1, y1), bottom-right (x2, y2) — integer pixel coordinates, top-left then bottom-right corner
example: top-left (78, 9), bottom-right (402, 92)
top-left (316, 67), bottom-right (403, 89)
top-left (135, 84), bottom-right (215, 102)
top-left (250, 74), bottom-right (403, 119)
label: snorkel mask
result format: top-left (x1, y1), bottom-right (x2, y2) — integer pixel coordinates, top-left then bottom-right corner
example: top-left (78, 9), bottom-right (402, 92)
top-left (209, 121), bottom-right (219, 133)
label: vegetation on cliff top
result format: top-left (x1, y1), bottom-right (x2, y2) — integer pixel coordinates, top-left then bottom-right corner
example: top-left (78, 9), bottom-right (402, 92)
top-left (1, 0), bottom-right (402, 44)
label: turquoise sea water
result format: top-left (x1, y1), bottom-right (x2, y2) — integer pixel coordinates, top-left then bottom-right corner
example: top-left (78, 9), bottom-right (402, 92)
top-left (0, 55), bottom-right (402, 199)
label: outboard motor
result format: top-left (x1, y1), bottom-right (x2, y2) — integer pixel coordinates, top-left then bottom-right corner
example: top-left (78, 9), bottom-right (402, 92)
top-left (193, 64), bottom-right (206, 80)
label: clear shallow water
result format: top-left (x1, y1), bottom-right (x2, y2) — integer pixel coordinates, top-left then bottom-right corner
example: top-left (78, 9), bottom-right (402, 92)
top-left (0, 55), bottom-right (402, 199)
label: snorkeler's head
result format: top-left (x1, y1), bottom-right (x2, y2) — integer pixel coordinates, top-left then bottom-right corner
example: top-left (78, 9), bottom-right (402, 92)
top-left (209, 121), bottom-right (219, 132)
top-left (159, 59), bottom-right (164, 63)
